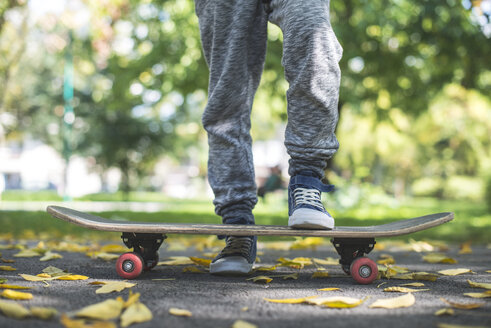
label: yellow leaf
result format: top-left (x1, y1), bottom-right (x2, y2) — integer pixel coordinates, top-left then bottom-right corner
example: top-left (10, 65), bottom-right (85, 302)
top-left (42, 266), bottom-right (66, 276)
top-left (60, 314), bottom-right (117, 328)
top-left (434, 308), bottom-right (455, 316)
top-left (158, 256), bottom-right (194, 266)
top-left (436, 324), bottom-right (490, 328)
top-left (182, 266), bottom-right (205, 273)
top-left (290, 237), bottom-right (324, 250)
top-left (463, 292), bottom-right (491, 299)
top-left (95, 281), bottom-right (136, 294)
top-left (264, 296), bottom-right (318, 304)
top-left (1, 258), bottom-right (15, 263)
top-left (440, 297), bottom-right (484, 310)
top-left (254, 265), bottom-right (277, 272)
top-left (19, 274), bottom-right (57, 282)
top-left (169, 308), bottom-right (192, 317)
top-left (377, 254), bottom-right (395, 265)
top-left (120, 302), bottom-right (153, 327)
top-left (306, 296), bottom-right (365, 308)
top-left (0, 265), bottom-right (16, 271)
top-left (369, 293), bottom-right (415, 309)
top-left (277, 257), bottom-right (311, 269)
top-left (467, 280), bottom-right (491, 290)
top-left (1, 289), bottom-right (33, 300)
top-left (458, 242), bottom-right (472, 254)
top-left (231, 320), bottom-right (258, 328)
top-left (14, 249), bottom-right (41, 258)
top-left (76, 299), bottom-right (124, 320)
top-left (383, 287), bottom-right (429, 293)
top-left (40, 251), bottom-right (63, 262)
top-left (30, 306), bottom-right (58, 320)
top-left (37, 273), bottom-right (52, 278)
top-left (189, 257), bottom-right (212, 267)
top-left (400, 283), bottom-right (425, 287)
top-left (0, 284), bottom-right (31, 290)
top-left (438, 268), bottom-right (472, 276)
top-left (0, 300), bottom-right (30, 319)
top-left (311, 271), bottom-right (329, 278)
top-left (100, 244), bottom-right (128, 253)
top-left (317, 287), bottom-right (340, 291)
top-left (393, 272), bottom-right (439, 281)
top-left (57, 275), bottom-right (89, 281)
top-left (124, 291), bottom-right (141, 308)
top-left (87, 252), bottom-right (119, 261)
top-left (280, 273), bottom-right (298, 280)
top-left (422, 253), bottom-right (457, 264)
top-left (262, 241), bottom-right (292, 251)
top-left (312, 257), bottom-right (339, 265)
top-left (246, 276), bottom-right (272, 284)
top-left (89, 281), bottom-right (107, 285)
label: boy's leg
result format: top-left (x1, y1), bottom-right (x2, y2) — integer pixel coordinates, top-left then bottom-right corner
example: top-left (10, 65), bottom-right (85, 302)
top-left (268, 0), bottom-right (342, 229)
top-left (195, 0), bottom-right (268, 274)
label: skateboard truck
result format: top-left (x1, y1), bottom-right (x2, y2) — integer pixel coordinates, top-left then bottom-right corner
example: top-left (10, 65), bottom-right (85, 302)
top-left (116, 233), bottom-right (167, 279)
top-left (331, 238), bottom-right (378, 284)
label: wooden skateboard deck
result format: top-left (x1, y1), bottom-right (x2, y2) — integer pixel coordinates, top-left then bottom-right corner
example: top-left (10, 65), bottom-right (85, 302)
top-left (47, 206), bottom-right (453, 238)
top-left (46, 205), bottom-right (453, 284)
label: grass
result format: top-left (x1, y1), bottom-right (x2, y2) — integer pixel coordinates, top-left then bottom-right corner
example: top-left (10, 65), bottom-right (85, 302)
top-left (0, 195), bottom-right (489, 244)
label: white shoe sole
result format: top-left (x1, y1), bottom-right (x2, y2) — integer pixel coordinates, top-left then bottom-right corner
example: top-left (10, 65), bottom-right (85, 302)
top-left (289, 208), bottom-right (335, 230)
top-left (210, 256), bottom-right (254, 276)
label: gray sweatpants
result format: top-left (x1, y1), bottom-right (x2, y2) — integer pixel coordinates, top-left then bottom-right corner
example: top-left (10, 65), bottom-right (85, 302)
top-left (194, 0), bottom-right (343, 224)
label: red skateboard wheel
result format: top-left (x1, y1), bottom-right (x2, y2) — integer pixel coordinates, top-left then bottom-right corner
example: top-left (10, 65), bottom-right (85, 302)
top-left (116, 252), bottom-right (144, 279)
top-left (350, 257), bottom-right (378, 284)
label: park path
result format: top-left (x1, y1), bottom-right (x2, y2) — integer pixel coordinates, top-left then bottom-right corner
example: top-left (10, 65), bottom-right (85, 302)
top-left (0, 237), bottom-right (490, 328)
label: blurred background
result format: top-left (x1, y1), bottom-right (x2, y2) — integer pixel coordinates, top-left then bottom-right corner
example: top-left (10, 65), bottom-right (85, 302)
top-left (0, 0), bottom-right (490, 242)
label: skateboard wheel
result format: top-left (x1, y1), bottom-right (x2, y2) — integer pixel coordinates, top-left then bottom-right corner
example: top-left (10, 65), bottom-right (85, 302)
top-left (116, 252), bottom-right (144, 279)
top-left (350, 257), bottom-right (378, 284)
top-left (143, 252), bottom-right (159, 271)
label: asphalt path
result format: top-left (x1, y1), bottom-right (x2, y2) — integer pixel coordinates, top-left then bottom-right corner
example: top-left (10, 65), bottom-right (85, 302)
top-left (1, 239), bottom-right (490, 328)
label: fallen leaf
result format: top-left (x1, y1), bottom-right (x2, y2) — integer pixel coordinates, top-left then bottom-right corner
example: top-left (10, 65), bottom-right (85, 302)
top-left (19, 274), bottom-right (57, 282)
top-left (158, 256), bottom-right (194, 266)
top-left (377, 254), bottom-right (395, 265)
top-left (280, 273), bottom-right (298, 280)
top-left (311, 271), bottom-right (329, 278)
top-left (383, 287), bottom-right (429, 293)
top-left (312, 257), bottom-right (339, 266)
top-left (42, 266), bottom-right (67, 276)
top-left (422, 253), bottom-right (457, 264)
top-left (290, 237), bottom-right (324, 250)
top-left (231, 320), bottom-right (257, 328)
top-left (14, 249), bottom-right (41, 258)
top-left (95, 281), bottom-right (136, 294)
top-left (369, 293), bottom-right (415, 309)
top-left (254, 265), bottom-right (277, 272)
top-left (458, 242), bottom-right (472, 254)
top-left (467, 280), bottom-right (491, 290)
top-left (120, 302), bottom-right (152, 327)
top-left (400, 283), bottom-right (425, 287)
top-left (277, 257), bottom-right (312, 269)
top-left (393, 272), bottom-right (439, 282)
top-left (100, 244), bottom-right (128, 253)
top-left (464, 291), bottom-right (491, 299)
top-left (169, 308), bottom-right (192, 317)
top-left (436, 324), bottom-right (490, 328)
top-left (1, 259), bottom-right (15, 263)
top-left (60, 314), bottom-right (117, 328)
top-left (123, 291), bottom-right (140, 308)
top-left (76, 299), bottom-right (124, 320)
top-left (317, 287), bottom-right (340, 291)
top-left (0, 300), bottom-right (30, 319)
top-left (0, 284), bottom-right (31, 290)
top-left (440, 298), bottom-right (484, 310)
top-left (30, 306), bottom-right (58, 320)
top-left (40, 251), bottom-right (63, 262)
top-left (57, 275), bottom-right (89, 281)
top-left (263, 296), bottom-right (318, 304)
top-left (189, 257), bottom-right (212, 267)
top-left (87, 252), bottom-right (119, 261)
top-left (1, 289), bottom-right (33, 300)
top-left (246, 276), bottom-right (272, 284)
top-left (438, 268), bottom-right (473, 276)
top-left (435, 308), bottom-right (455, 316)
top-left (0, 266), bottom-right (16, 271)
top-left (306, 296), bottom-right (365, 308)
top-left (182, 266), bottom-right (205, 273)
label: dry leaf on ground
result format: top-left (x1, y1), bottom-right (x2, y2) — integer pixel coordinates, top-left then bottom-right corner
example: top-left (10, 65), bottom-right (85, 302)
top-left (393, 272), bottom-right (439, 281)
top-left (247, 276), bottom-right (272, 284)
top-left (400, 283), bottom-right (425, 287)
top-left (306, 296), bottom-right (365, 308)
top-left (60, 314), bottom-right (117, 328)
top-left (458, 242), bottom-right (472, 254)
top-left (0, 266), bottom-right (16, 271)
top-left (14, 249), bottom-right (41, 258)
top-left (57, 275), bottom-right (89, 281)
top-left (435, 308), bottom-right (455, 316)
top-left (463, 291), bottom-right (491, 299)
top-left (120, 302), bottom-right (152, 327)
top-left (168, 308), bottom-right (192, 317)
top-left (231, 320), bottom-right (258, 328)
top-left (438, 268), bottom-right (472, 276)
top-left (422, 253), bottom-right (457, 264)
top-left (311, 270), bottom-right (329, 278)
top-left (182, 266), bottom-right (205, 273)
top-left (30, 306), bottom-right (58, 320)
top-left (0, 300), bottom-right (30, 319)
top-left (95, 281), bottom-right (136, 294)
top-left (383, 287), bottom-right (429, 293)
top-left (263, 296), bottom-right (318, 304)
top-left (318, 287), bottom-right (340, 291)
top-left (254, 265), bottom-right (277, 272)
top-left (377, 254), bottom-right (396, 265)
top-left (40, 251), bottom-right (63, 262)
top-left (369, 293), bottom-right (415, 309)
top-left (189, 257), bottom-right (211, 267)
top-left (1, 289), bottom-right (33, 300)
top-left (158, 256), bottom-right (194, 266)
top-left (440, 297), bottom-right (484, 310)
top-left (312, 257), bottom-right (339, 265)
top-left (467, 280), bottom-right (491, 289)
top-left (75, 298), bottom-right (124, 320)
top-left (0, 284), bottom-right (30, 290)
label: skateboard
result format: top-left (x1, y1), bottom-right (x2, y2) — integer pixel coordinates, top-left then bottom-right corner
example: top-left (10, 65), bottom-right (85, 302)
top-left (46, 206), bottom-right (453, 284)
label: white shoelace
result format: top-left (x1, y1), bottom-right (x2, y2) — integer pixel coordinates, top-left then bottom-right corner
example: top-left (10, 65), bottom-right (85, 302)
top-left (293, 188), bottom-right (324, 210)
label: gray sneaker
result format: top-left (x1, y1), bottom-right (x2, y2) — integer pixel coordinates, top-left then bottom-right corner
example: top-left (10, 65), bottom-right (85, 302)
top-left (210, 236), bottom-right (257, 276)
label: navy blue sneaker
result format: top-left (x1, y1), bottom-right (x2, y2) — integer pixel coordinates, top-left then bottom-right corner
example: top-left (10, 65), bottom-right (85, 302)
top-left (288, 173), bottom-right (335, 229)
top-left (210, 236), bottom-right (257, 275)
